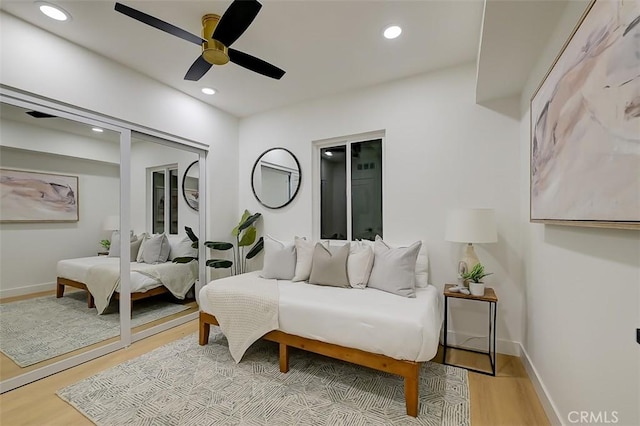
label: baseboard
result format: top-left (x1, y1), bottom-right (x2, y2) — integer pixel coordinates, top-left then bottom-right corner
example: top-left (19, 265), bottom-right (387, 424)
top-left (0, 281), bottom-right (56, 299)
top-left (444, 330), bottom-right (521, 356)
top-left (520, 344), bottom-right (564, 426)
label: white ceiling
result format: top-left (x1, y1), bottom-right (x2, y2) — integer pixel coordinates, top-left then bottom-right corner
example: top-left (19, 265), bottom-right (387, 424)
top-left (1, 0), bottom-right (485, 118)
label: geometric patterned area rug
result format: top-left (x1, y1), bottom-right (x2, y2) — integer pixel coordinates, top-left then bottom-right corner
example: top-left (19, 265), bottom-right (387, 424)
top-left (57, 329), bottom-right (469, 425)
top-left (0, 291), bottom-right (189, 367)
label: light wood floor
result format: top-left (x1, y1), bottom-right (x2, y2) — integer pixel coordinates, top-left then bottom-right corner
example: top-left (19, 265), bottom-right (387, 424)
top-left (0, 319), bottom-right (550, 426)
top-left (0, 290), bottom-right (198, 381)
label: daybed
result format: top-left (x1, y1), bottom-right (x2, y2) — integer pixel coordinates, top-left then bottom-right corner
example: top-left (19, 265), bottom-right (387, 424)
top-left (56, 256), bottom-right (197, 314)
top-left (198, 236), bottom-right (442, 417)
top-left (56, 233), bottom-right (198, 314)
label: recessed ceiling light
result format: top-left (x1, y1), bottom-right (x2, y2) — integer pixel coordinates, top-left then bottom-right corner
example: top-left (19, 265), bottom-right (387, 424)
top-left (383, 25), bottom-right (402, 40)
top-left (92, 127), bottom-right (104, 133)
top-left (325, 151), bottom-right (333, 157)
top-left (201, 87), bottom-right (216, 95)
top-left (36, 2), bottom-right (71, 21)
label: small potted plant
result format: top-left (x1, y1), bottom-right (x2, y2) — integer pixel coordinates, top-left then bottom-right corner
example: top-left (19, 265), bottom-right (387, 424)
top-left (99, 239), bottom-right (111, 251)
top-left (462, 263), bottom-right (492, 296)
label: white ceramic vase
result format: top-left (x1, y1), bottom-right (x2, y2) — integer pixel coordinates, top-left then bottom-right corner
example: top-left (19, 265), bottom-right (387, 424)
top-left (469, 282), bottom-right (485, 297)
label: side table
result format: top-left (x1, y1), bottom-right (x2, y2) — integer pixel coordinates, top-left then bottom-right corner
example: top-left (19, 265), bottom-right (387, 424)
top-left (442, 283), bottom-right (498, 376)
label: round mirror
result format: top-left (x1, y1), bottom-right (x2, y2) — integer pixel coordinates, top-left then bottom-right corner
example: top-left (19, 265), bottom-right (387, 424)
top-left (251, 148), bottom-right (301, 209)
top-left (182, 161), bottom-right (199, 211)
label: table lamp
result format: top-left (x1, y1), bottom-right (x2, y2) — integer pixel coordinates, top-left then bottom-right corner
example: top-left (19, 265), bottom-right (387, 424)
top-left (103, 215), bottom-right (120, 231)
top-left (445, 208), bottom-right (497, 276)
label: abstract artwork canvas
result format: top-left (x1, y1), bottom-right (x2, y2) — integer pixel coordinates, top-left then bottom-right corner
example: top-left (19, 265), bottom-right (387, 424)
top-left (0, 168), bottom-right (79, 222)
top-left (530, 0), bottom-right (639, 229)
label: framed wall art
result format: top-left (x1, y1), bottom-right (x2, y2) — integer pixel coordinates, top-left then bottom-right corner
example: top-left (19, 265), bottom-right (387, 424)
top-left (530, 0), bottom-right (639, 230)
top-left (0, 168), bottom-right (79, 223)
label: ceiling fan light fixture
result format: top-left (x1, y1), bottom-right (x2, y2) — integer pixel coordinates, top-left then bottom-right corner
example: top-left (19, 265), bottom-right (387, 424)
top-left (383, 25), bottom-right (402, 39)
top-left (36, 1), bottom-right (71, 21)
top-left (201, 87), bottom-right (216, 95)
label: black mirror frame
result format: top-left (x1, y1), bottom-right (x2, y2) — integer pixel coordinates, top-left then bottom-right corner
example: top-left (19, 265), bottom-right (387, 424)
top-left (251, 147), bottom-right (301, 209)
top-left (182, 160), bottom-right (199, 211)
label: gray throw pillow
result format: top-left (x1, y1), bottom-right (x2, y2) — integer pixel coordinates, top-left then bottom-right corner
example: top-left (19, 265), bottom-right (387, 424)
top-left (368, 239), bottom-right (421, 298)
top-left (141, 233), bottom-right (171, 264)
top-left (130, 237), bottom-right (143, 262)
top-left (261, 235), bottom-right (296, 280)
top-left (308, 243), bottom-right (350, 288)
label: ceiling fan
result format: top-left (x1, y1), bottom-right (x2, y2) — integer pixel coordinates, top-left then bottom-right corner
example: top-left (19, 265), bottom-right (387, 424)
top-left (114, 0), bottom-right (285, 82)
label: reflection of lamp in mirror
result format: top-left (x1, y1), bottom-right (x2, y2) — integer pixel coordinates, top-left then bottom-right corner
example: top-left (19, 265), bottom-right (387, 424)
top-left (103, 215), bottom-right (120, 231)
top-left (445, 208), bottom-right (497, 279)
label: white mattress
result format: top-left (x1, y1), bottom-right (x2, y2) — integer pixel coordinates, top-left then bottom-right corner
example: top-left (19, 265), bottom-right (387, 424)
top-left (57, 256), bottom-right (161, 293)
top-left (200, 274), bottom-right (442, 362)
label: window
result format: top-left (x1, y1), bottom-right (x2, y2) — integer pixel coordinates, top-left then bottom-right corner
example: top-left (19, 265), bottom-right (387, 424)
top-left (150, 165), bottom-right (178, 234)
top-left (316, 133), bottom-right (383, 241)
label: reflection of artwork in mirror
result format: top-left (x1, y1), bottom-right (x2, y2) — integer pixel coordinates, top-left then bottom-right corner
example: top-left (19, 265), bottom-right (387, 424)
top-left (251, 148), bottom-right (301, 209)
top-left (0, 168), bottom-right (79, 222)
top-left (182, 161), bottom-right (199, 211)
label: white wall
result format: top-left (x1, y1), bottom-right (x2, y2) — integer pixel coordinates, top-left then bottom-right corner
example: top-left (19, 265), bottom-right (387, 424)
top-left (519, 1), bottom-right (640, 424)
top-left (0, 143), bottom-right (119, 296)
top-left (239, 63), bottom-right (524, 353)
top-left (0, 11), bottom-right (240, 246)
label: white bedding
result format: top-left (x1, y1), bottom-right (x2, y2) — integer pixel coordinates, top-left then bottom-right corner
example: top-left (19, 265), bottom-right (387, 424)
top-left (201, 272), bottom-right (279, 363)
top-left (57, 256), bottom-right (198, 314)
top-left (57, 256), bottom-right (161, 293)
top-left (199, 272), bottom-right (442, 362)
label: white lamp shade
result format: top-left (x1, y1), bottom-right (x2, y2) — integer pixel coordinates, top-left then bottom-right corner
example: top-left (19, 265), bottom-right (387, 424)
top-left (445, 208), bottom-right (497, 243)
top-left (103, 215), bottom-right (120, 231)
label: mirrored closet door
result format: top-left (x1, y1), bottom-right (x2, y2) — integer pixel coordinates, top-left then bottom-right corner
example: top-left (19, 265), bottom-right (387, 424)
top-left (127, 132), bottom-right (204, 340)
top-left (0, 101), bottom-right (126, 383)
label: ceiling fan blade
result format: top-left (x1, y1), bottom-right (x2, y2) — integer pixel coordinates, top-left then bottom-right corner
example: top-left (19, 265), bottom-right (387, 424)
top-left (26, 111), bottom-right (56, 118)
top-left (114, 2), bottom-right (205, 46)
top-left (228, 49), bottom-right (285, 80)
top-left (184, 56), bottom-right (213, 81)
top-left (213, 0), bottom-right (262, 47)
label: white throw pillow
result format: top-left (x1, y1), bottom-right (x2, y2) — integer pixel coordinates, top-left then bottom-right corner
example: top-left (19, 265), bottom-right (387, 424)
top-left (292, 237), bottom-right (329, 282)
top-left (107, 230), bottom-right (136, 258)
top-left (136, 233), bottom-right (149, 263)
top-left (367, 238), bottom-right (421, 298)
top-left (347, 242), bottom-right (374, 289)
top-left (140, 233), bottom-right (171, 264)
top-left (167, 234), bottom-right (197, 260)
top-left (362, 236), bottom-right (429, 287)
top-left (260, 235), bottom-right (296, 280)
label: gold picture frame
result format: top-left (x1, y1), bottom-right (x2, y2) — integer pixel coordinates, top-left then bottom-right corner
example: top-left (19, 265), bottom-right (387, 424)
top-left (0, 168), bottom-right (79, 223)
top-left (530, 0), bottom-right (639, 230)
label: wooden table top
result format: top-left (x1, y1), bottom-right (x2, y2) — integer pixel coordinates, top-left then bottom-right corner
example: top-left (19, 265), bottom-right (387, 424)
top-left (444, 283), bottom-right (498, 302)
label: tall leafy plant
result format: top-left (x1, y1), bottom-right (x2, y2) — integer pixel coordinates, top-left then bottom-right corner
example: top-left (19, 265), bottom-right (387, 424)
top-left (173, 211), bottom-right (264, 275)
top-left (205, 210), bottom-right (264, 275)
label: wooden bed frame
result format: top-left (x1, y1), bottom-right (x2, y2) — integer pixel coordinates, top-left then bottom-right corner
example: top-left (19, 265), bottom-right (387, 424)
top-left (56, 277), bottom-right (170, 309)
top-left (199, 311), bottom-right (422, 417)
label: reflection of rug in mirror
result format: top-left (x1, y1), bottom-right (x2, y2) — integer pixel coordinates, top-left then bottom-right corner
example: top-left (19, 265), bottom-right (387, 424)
top-left (58, 332), bottom-right (469, 425)
top-left (0, 291), bottom-right (190, 367)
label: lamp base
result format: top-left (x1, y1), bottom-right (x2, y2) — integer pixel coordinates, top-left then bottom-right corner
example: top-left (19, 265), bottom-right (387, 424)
top-left (459, 244), bottom-right (480, 287)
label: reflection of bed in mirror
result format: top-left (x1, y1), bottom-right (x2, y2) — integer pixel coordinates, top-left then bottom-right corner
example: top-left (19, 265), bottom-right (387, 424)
top-left (56, 256), bottom-right (198, 314)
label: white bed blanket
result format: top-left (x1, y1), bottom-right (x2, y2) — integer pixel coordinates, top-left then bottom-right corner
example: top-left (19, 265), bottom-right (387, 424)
top-left (85, 260), bottom-right (198, 314)
top-left (201, 271), bottom-right (279, 363)
top-left (200, 273), bottom-right (442, 362)
top-left (57, 257), bottom-right (160, 292)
